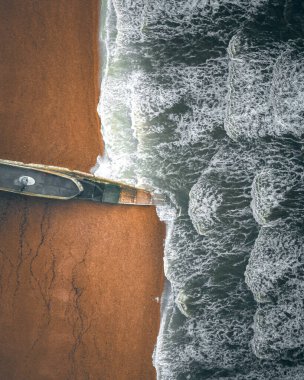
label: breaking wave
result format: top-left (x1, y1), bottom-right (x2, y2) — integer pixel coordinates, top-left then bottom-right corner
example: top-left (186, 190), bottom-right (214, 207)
top-left (96, 0), bottom-right (304, 378)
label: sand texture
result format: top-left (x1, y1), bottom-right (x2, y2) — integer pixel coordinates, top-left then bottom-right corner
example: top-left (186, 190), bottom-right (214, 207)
top-left (0, 1), bottom-right (164, 379)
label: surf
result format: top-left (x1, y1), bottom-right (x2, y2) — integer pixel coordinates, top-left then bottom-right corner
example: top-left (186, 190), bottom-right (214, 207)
top-left (96, 0), bottom-right (304, 378)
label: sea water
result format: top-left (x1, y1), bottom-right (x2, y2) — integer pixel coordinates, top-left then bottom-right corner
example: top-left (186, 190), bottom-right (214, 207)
top-left (95, 0), bottom-right (304, 378)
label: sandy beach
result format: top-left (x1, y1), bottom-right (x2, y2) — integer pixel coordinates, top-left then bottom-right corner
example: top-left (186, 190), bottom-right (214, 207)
top-left (0, 1), bottom-right (165, 379)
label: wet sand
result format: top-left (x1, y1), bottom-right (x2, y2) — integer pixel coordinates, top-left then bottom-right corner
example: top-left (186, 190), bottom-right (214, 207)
top-left (0, 1), bottom-right (165, 379)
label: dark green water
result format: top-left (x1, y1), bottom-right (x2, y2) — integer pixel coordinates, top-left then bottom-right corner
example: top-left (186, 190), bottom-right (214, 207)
top-left (96, 0), bottom-right (304, 378)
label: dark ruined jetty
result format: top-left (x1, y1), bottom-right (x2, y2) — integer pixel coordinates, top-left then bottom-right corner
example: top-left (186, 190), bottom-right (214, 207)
top-left (0, 159), bottom-right (165, 206)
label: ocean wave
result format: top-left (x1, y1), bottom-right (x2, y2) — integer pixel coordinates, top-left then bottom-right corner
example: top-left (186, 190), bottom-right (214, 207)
top-left (251, 167), bottom-right (304, 226)
top-left (246, 227), bottom-right (304, 360)
top-left (225, 36), bottom-right (304, 141)
top-left (97, 0), bottom-right (304, 378)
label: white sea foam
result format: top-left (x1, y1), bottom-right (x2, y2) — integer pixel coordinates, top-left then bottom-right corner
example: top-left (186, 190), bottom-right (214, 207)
top-left (246, 227), bottom-right (304, 360)
top-left (251, 167), bottom-right (304, 226)
top-left (97, 0), bottom-right (304, 378)
top-left (225, 36), bottom-right (304, 141)
top-left (189, 145), bottom-right (258, 237)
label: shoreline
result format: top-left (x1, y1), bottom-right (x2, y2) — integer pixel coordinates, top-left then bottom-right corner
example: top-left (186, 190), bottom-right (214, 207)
top-left (0, 1), bottom-right (165, 379)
